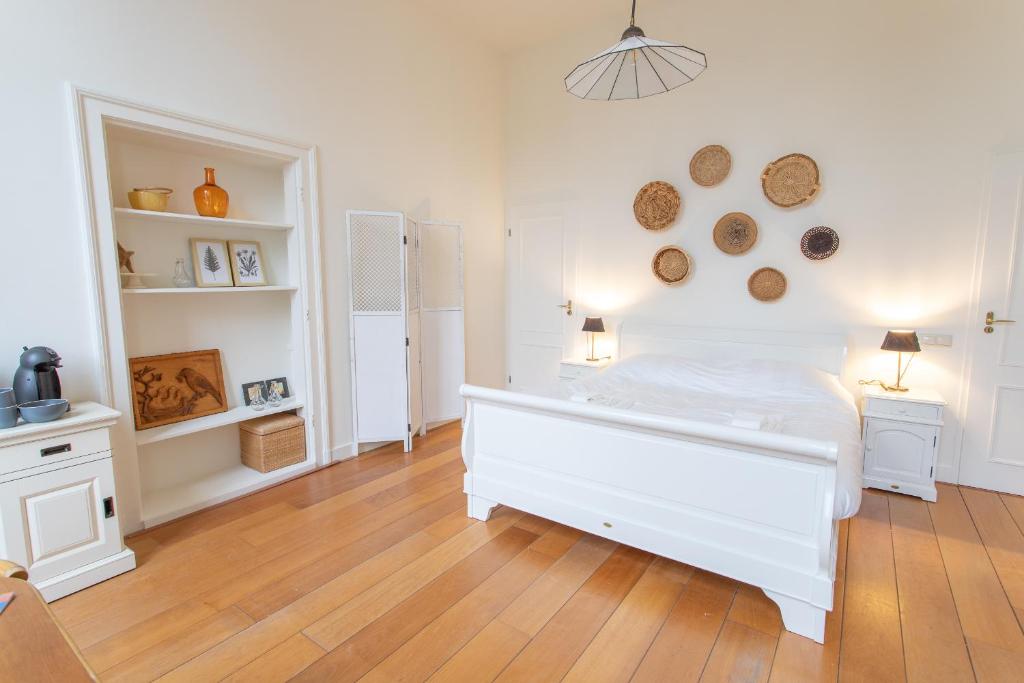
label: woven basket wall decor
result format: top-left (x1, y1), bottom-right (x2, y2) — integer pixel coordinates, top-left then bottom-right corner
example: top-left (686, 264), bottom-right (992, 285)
top-left (713, 212), bottom-right (758, 255)
top-left (652, 246), bottom-right (692, 284)
top-left (800, 226), bottom-right (840, 260)
top-left (634, 181), bottom-right (681, 230)
top-left (761, 153), bottom-right (821, 208)
top-left (747, 267), bottom-right (787, 301)
top-left (689, 145), bottom-right (732, 187)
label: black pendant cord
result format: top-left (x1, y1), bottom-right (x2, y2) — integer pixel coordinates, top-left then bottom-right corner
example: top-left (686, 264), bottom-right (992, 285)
top-left (630, 0), bottom-right (637, 26)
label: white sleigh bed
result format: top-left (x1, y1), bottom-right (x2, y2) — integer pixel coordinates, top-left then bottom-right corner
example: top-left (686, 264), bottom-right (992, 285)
top-left (460, 322), bottom-right (861, 643)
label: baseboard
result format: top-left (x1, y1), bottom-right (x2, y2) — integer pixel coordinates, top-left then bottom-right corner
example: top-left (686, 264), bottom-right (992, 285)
top-left (936, 463), bottom-right (957, 484)
top-left (330, 442), bottom-right (356, 462)
top-left (36, 548), bottom-right (136, 602)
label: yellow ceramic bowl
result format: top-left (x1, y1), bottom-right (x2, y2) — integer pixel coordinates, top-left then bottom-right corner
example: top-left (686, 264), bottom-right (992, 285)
top-left (128, 187), bottom-right (173, 212)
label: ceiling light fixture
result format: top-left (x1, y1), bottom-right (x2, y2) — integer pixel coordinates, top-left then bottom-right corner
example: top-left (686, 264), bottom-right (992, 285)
top-left (565, 0), bottom-right (707, 101)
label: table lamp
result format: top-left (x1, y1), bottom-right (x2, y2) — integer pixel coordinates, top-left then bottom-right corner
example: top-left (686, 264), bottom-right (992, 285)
top-left (582, 317), bottom-right (606, 361)
top-left (880, 330), bottom-right (920, 392)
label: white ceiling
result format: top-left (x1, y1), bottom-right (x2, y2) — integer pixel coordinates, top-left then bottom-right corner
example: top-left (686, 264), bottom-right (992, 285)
top-left (426, 0), bottom-right (634, 53)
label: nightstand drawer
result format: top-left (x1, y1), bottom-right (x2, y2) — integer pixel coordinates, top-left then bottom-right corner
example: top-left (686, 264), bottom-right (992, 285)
top-left (864, 398), bottom-right (941, 422)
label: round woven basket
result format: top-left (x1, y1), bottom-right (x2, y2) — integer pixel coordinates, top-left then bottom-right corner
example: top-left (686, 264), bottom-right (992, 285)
top-left (651, 246), bottom-right (691, 284)
top-left (801, 226), bottom-right (839, 260)
top-left (634, 181), bottom-right (681, 230)
top-left (747, 267), bottom-right (787, 301)
top-left (689, 145), bottom-right (732, 187)
top-left (713, 212), bottom-right (758, 255)
top-left (761, 153), bottom-right (820, 208)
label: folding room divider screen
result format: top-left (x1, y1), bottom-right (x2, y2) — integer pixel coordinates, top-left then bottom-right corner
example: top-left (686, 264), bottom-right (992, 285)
top-left (347, 212), bottom-right (464, 452)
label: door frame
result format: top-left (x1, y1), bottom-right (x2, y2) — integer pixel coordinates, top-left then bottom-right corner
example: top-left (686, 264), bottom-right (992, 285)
top-left (955, 149), bottom-right (1024, 486)
top-left (505, 202), bottom-right (579, 388)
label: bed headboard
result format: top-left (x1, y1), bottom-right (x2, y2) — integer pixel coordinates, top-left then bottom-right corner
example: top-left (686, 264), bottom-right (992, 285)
top-left (617, 321), bottom-right (848, 376)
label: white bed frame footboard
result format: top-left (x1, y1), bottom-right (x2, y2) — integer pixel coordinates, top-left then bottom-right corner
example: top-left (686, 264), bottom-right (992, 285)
top-left (460, 386), bottom-right (840, 643)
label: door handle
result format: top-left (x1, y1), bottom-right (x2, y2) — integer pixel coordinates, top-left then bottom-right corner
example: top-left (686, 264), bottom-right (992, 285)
top-left (557, 299), bottom-right (573, 316)
top-left (985, 311), bottom-right (1016, 333)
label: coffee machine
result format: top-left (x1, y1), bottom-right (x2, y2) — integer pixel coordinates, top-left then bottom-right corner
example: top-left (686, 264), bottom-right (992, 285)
top-left (13, 346), bottom-right (63, 404)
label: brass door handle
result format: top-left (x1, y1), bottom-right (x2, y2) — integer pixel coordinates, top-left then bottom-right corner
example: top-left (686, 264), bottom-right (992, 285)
top-left (986, 311), bottom-right (1016, 325)
top-left (557, 299), bottom-right (573, 316)
top-left (984, 311), bottom-right (1016, 333)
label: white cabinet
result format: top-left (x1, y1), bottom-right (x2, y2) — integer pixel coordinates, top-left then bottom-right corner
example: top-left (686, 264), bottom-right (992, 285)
top-left (558, 358), bottom-right (610, 387)
top-left (860, 386), bottom-right (945, 501)
top-left (0, 403), bottom-right (135, 601)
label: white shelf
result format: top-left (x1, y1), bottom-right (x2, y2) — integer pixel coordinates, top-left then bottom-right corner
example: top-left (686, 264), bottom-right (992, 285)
top-left (114, 207), bottom-right (293, 231)
top-left (135, 398), bottom-right (303, 446)
top-left (122, 285), bottom-right (298, 295)
top-left (141, 459), bottom-right (315, 527)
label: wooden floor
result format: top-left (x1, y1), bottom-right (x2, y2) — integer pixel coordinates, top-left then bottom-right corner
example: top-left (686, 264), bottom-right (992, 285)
top-left (51, 423), bottom-right (1024, 682)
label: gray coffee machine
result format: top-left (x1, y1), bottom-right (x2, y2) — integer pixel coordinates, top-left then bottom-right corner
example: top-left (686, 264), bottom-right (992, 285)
top-left (13, 346), bottom-right (63, 404)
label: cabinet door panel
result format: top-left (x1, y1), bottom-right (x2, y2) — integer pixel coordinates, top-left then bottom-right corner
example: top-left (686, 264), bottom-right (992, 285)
top-left (864, 419), bottom-right (935, 483)
top-left (0, 458), bottom-right (121, 583)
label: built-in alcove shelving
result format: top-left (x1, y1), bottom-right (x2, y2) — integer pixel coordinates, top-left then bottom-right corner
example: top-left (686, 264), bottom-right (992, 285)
top-left (71, 88), bottom-right (328, 531)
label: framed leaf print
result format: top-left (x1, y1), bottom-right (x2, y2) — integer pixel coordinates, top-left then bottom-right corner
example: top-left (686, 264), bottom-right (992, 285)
top-left (190, 238), bottom-right (233, 287)
top-left (228, 240), bottom-right (268, 286)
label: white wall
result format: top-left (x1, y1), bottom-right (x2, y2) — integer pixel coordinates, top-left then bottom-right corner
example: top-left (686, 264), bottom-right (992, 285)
top-left (503, 0), bottom-right (1024, 480)
top-left (0, 0), bottom-right (505, 456)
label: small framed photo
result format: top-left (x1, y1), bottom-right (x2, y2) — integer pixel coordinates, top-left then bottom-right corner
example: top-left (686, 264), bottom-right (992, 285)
top-left (265, 377), bottom-right (290, 399)
top-left (228, 240), bottom-right (267, 286)
top-left (190, 238), bottom-right (233, 287)
top-left (241, 380), bottom-right (267, 406)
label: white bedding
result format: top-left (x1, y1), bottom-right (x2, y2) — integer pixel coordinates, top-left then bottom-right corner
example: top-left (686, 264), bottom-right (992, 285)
top-left (558, 354), bottom-right (863, 519)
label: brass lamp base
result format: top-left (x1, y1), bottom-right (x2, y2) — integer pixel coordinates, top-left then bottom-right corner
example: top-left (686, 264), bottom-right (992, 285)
top-left (882, 383), bottom-right (909, 392)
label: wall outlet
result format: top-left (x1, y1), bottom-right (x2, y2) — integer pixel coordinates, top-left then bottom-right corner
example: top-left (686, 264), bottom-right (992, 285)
top-left (919, 332), bottom-right (953, 347)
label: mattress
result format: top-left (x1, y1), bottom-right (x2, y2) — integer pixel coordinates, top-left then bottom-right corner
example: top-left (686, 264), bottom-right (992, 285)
top-left (556, 354), bottom-right (864, 520)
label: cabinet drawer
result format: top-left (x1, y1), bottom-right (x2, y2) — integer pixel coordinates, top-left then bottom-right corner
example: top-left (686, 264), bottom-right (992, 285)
top-left (864, 398), bottom-right (941, 422)
top-left (0, 427), bottom-right (111, 477)
top-left (558, 364), bottom-right (590, 380)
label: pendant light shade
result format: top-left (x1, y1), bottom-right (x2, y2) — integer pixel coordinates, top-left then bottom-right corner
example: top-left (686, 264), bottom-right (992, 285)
top-left (565, 1), bottom-right (706, 100)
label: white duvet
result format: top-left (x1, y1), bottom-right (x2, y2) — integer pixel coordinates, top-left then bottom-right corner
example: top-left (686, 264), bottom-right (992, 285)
top-left (562, 354), bottom-right (863, 519)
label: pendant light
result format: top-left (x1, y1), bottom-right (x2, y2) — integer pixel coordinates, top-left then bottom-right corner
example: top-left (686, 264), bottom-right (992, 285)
top-left (565, 0), bottom-right (707, 100)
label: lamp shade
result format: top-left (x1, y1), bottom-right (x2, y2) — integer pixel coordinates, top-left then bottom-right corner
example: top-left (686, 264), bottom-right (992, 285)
top-left (582, 317), bottom-right (606, 333)
top-left (881, 330), bottom-right (921, 353)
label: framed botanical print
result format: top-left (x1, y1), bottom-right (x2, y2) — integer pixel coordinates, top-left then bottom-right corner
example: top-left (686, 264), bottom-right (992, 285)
top-left (228, 240), bottom-right (267, 286)
top-left (190, 238), bottom-right (233, 287)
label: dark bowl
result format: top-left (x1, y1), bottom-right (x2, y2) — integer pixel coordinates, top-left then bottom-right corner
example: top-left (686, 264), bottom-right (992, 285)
top-left (18, 399), bottom-right (69, 423)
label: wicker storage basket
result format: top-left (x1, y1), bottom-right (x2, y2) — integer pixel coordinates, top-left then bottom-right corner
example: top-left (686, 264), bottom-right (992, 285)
top-left (239, 413), bottom-right (306, 473)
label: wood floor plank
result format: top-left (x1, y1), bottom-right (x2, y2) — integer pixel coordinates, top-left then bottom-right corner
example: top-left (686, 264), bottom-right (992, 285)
top-left (562, 557), bottom-right (693, 683)
top-left (301, 510), bottom-right (525, 651)
top-left (496, 534), bottom-right (617, 636)
top-left (154, 508), bottom-right (510, 681)
top-left (364, 526), bottom-right (580, 683)
top-left (699, 621), bottom-right (777, 683)
top-left (206, 472), bottom-right (465, 612)
top-left (888, 493), bottom-right (975, 682)
top-left (428, 620), bottom-right (531, 683)
top-left (961, 487), bottom-right (1024, 625)
top-left (1001, 494), bottom-right (1024, 535)
top-left (495, 545), bottom-right (653, 683)
top-left (727, 583), bottom-right (783, 638)
top-left (235, 489), bottom-right (466, 622)
top-left (222, 633), bottom-right (325, 683)
top-left (839, 491), bottom-right (906, 681)
top-left (632, 570), bottom-right (739, 683)
top-left (768, 518), bottom-right (849, 683)
top-left (80, 600), bottom-right (217, 673)
top-left (101, 607), bottom-right (253, 682)
top-left (293, 525), bottom-right (538, 681)
top-left (929, 484), bottom-right (1024, 673)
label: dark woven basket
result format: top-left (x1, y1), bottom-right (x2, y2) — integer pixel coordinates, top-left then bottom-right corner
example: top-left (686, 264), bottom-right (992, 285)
top-left (801, 226), bottom-right (839, 260)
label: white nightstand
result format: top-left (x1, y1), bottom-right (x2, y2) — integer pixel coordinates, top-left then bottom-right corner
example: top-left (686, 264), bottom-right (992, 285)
top-left (558, 358), bottom-right (610, 385)
top-left (860, 385), bottom-right (945, 501)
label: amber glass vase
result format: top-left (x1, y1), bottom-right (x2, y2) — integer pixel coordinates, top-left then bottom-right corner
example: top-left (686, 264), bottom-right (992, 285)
top-left (193, 167), bottom-right (229, 218)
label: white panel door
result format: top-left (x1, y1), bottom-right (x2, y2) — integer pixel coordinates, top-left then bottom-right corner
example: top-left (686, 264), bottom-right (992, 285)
top-left (960, 152), bottom-right (1024, 493)
top-left (508, 207), bottom-right (576, 393)
top-left (0, 459), bottom-right (121, 583)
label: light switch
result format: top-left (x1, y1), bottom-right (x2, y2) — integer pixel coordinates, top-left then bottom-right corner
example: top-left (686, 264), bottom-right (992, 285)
top-left (919, 333), bottom-right (953, 347)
